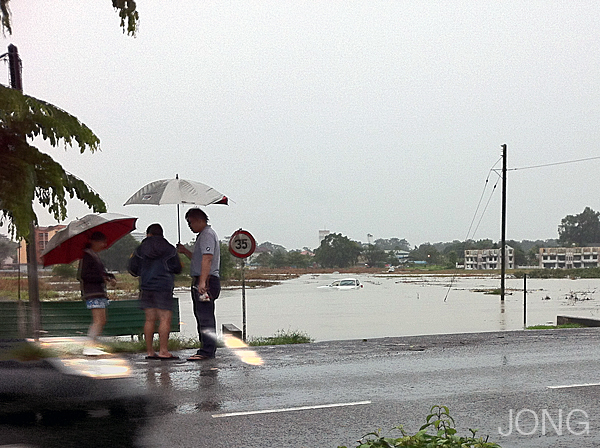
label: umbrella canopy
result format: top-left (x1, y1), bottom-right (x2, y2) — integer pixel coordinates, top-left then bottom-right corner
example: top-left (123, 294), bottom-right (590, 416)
top-left (123, 177), bottom-right (228, 207)
top-left (41, 213), bottom-right (137, 267)
top-left (123, 176), bottom-right (227, 242)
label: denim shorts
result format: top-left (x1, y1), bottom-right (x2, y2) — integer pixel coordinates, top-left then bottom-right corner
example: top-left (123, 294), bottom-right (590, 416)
top-left (86, 297), bottom-right (110, 309)
top-left (139, 290), bottom-right (174, 311)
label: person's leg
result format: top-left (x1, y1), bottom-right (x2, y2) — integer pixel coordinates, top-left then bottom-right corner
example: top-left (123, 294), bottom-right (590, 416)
top-left (209, 275), bottom-right (221, 300)
top-left (156, 309), bottom-right (173, 357)
top-left (88, 308), bottom-right (106, 341)
top-left (84, 306), bottom-right (107, 355)
top-left (193, 299), bottom-right (216, 357)
top-left (144, 308), bottom-right (158, 356)
top-left (193, 276), bottom-right (220, 358)
top-left (191, 285), bottom-right (203, 339)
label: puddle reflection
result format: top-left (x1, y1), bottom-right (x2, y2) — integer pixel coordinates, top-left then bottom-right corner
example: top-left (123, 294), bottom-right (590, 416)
top-left (146, 365), bottom-right (173, 389)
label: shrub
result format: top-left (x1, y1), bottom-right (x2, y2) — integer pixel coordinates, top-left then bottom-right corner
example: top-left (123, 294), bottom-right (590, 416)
top-left (52, 263), bottom-right (78, 279)
top-left (339, 405), bottom-right (501, 448)
top-left (248, 329), bottom-right (313, 346)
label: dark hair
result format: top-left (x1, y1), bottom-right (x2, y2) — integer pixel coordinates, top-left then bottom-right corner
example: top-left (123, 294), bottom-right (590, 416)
top-left (185, 208), bottom-right (208, 222)
top-left (85, 231), bottom-right (106, 249)
top-left (146, 223), bottom-right (163, 237)
top-left (90, 231), bottom-right (106, 242)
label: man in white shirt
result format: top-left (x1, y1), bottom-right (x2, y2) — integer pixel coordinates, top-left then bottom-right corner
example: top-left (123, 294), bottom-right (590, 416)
top-left (177, 208), bottom-right (221, 361)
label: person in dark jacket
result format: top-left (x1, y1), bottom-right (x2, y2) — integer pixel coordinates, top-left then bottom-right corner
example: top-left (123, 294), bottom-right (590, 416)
top-left (129, 223), bottom-right (182, 360)
top-left (78, 231), bottom-right (115, 356)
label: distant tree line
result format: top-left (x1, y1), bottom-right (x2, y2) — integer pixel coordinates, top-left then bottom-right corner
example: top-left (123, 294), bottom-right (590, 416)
top-left (35, 206), bottom-right (600, 274)
top-left (253, 206), bottom-right (600, 269)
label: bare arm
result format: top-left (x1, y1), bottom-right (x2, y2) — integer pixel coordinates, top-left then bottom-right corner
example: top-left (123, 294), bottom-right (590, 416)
top-left (176, 243), bottom-right (192, 259)
top-left (199, 254), bottom-right (213, 293)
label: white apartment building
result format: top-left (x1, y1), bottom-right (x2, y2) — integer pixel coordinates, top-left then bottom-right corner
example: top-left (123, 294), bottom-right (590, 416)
top-left (464, 246), bottom-right (514, 270)
top-left (538, 247), bottom-right (600, 269)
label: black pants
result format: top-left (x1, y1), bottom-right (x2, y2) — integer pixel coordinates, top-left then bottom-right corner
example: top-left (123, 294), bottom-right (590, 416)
top-left (191, 275), bottom-right (221, 357)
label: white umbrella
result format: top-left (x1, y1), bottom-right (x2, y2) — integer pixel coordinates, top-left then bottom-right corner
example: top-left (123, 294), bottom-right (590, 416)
top-left (123, 175), bottom-right (228, 242)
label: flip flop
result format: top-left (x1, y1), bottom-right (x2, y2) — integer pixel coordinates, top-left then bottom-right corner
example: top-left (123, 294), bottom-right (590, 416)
top-left (187, 354), bottom-right (214, 361)
top-left (146, 354), bottom-right (180, 360)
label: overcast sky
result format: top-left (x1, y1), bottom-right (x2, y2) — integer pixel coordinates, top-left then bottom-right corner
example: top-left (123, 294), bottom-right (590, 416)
top-left (3, 1), bottom-right (600, 250)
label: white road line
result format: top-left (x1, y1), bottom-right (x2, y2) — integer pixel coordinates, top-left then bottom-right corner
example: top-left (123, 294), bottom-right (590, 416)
top-left (212, 400), bottom-right (372, 418)
top-left (547, 382), bottom-right (600, 389)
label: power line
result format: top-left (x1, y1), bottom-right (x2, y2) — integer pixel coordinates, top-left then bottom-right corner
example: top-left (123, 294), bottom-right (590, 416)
top-left (506, 155), bottom-right (600, 172)
top-left (444, 152), bottom-right (600, 302)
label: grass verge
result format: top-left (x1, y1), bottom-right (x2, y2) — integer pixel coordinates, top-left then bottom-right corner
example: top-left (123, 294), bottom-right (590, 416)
top-left (103, 336), bottom-right (202, 353)
top-left (526, 323), bottom-right (585, 330)
top-left (248, 329), bottom-right (313, 346)
top-left (0, 342), bottom-right (57, 361)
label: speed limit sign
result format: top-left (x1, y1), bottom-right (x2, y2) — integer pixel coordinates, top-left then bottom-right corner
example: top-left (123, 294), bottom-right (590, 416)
top-left (229, 229), bottom-right (256, 258)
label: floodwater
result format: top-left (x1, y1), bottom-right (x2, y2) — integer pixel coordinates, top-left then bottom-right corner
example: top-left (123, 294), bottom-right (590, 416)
top-left (175, 273), bottom-right (600, 342)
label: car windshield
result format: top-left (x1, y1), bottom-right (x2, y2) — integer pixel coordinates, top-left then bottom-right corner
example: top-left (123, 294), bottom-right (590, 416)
top-left (340, 280), bottom-right (355, 286)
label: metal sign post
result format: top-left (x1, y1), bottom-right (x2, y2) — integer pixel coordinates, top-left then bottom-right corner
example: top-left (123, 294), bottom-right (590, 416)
top-left (228, 229), bottom-right (256, 341)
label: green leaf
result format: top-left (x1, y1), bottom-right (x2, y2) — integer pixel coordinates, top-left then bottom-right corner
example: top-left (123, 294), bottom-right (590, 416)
top-left (0, 87), bottom-right (106, 238)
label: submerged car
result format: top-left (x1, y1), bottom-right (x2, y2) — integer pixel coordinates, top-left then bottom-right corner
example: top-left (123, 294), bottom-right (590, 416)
top-left (318, 278), bottom-right (363, 290)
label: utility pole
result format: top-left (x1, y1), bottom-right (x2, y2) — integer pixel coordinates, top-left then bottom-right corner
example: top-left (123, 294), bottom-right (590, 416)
top-left (500, 144), bottom-right (507, 302)
top-left (7, 44), bottom-right (22, 90)
top-left (6, 44), bottom-right (41, 339)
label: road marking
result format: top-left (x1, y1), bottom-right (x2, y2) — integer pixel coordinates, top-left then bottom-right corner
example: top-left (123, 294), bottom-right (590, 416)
top-left (547, 382), bottom-right (600, 389)
top-left (212, 400), bottom-right (372, 418)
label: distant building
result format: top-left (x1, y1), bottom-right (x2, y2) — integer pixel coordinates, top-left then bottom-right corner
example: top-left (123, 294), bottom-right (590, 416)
top-left (464, 246), bottom-right (514, 270)
top-left (538, 247), bottom-right (600, 269)
top-left (388, 249), bottom-right (410, 264)
top-left (18, 225), bottom-right (66, 265)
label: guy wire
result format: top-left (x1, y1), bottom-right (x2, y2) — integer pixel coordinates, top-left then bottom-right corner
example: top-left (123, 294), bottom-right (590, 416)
top-left (443, 157), bottom-right (501, 302)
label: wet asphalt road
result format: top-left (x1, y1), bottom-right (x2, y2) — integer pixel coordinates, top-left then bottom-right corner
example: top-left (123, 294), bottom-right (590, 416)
top-left (128, 328), bottom-right (600, 448)
top-left (3, 329), bottom-right (600, 448)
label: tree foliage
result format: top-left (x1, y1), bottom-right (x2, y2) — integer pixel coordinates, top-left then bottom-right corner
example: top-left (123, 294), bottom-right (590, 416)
top-left (410, 243), bottom-right (441, 264)
top-left (314, 233), bottom-right (361, 268)
top-left (0, 86), bottom-right (106, 239)
top-left (51, 262), bottom-right (78, 280)
top-left (99, 233), bottom-right (139, 272)
top-left (254, 251), bottom-right (272, 268)
top-left (0, 0), bottom-right (140, 240)
top-left (374, 237), bottom-right (411, 251)
top-left (219, 242), bottom-right (236, 281)
top-left (0, 233), bottom-right (16, 263)
top-left (558, 207), bottom-right (600, 247)
top-left (111, 0), bottom-right (139, 36)
top-left (363, 244), bottom-right (392, 268)
top-left (0, 0), bottom-right (139, 36)
top-left (251, 249), bottom-right (312, 269)
top-left (286, 250), bottom-right (311, 268)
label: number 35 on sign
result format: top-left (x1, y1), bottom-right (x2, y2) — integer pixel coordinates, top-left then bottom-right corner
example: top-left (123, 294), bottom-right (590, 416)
top-left (228, 229), bottom-right (256, 259)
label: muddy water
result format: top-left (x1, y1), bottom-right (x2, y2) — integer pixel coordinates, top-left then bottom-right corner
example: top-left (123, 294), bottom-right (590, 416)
top-left (175, 274), bottom-right (600, 342)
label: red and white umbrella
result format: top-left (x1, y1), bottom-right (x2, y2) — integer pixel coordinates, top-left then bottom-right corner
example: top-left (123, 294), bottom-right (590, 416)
top-left (41, 213), bottom-right (137, 267)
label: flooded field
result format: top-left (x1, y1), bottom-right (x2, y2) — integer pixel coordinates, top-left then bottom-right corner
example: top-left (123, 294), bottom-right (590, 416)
top-left (176, 273), bottom-right (600, 342)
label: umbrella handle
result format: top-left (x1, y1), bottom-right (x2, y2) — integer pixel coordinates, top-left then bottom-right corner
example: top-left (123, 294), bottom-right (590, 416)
top-left (177, 203), bottom-right (181, 244)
